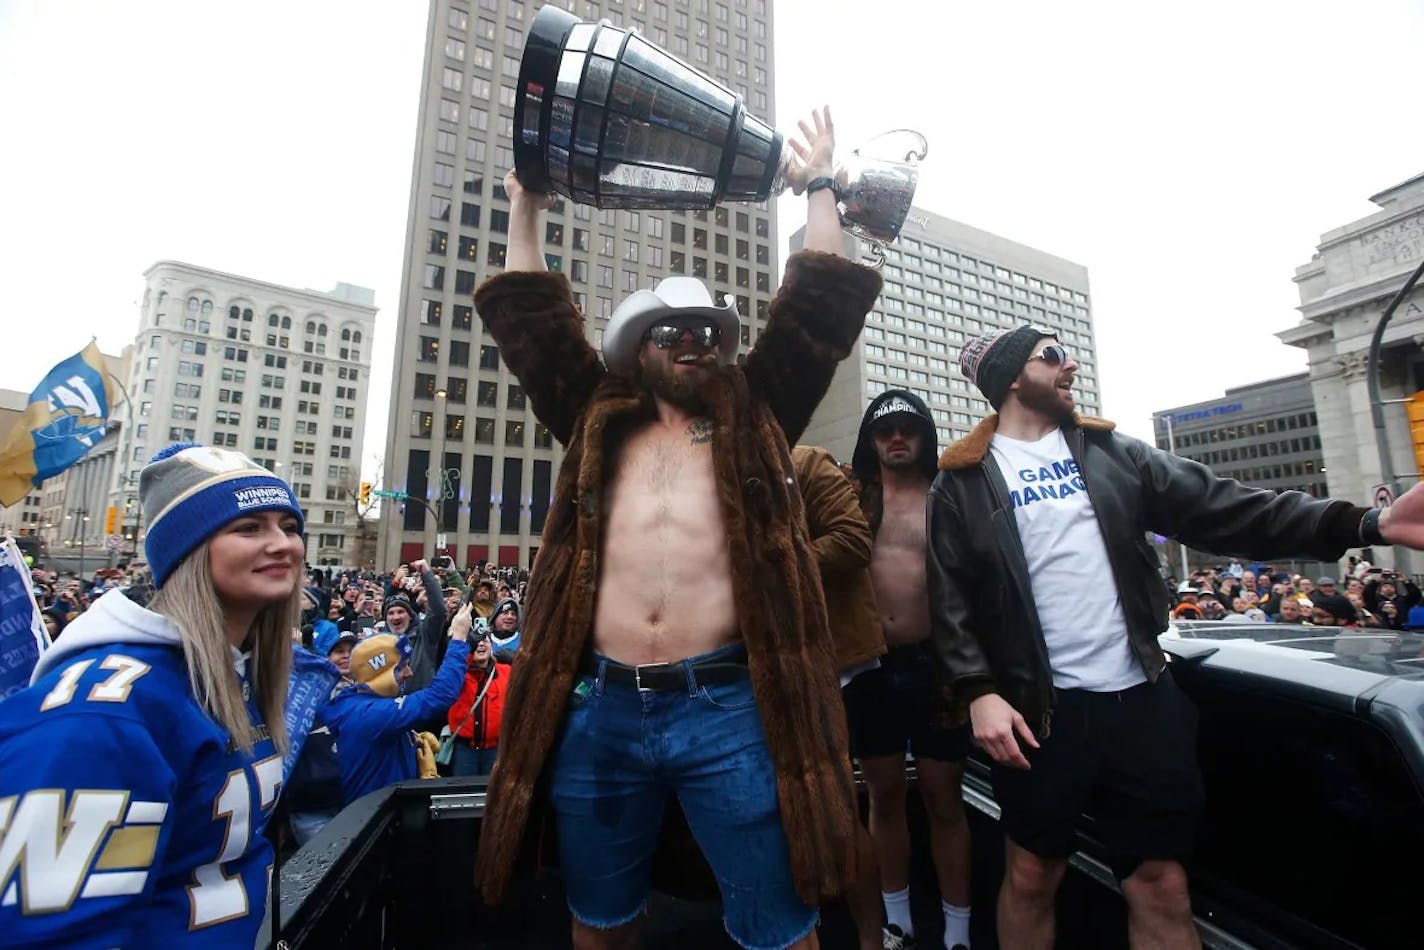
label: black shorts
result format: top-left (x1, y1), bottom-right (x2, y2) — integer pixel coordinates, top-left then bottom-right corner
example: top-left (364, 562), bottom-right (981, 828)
top-left (991, 670), bottom-right (1204, 880)
top-left (842, 641), bottom-right (972, 763)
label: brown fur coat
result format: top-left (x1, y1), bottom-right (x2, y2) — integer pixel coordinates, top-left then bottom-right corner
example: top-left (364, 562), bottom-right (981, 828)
top-left (471, 251), bottom-right (883, 905)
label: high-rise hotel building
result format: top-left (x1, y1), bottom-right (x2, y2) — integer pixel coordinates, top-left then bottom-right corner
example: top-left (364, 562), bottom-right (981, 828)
top-left (382, 0), bottom-right (779, 569)
top-left (801, 207), bottom-right (1099, 464)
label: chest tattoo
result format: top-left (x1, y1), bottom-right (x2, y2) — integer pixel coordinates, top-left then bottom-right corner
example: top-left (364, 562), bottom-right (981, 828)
top-left (687, 418), bottom-right (713, 445)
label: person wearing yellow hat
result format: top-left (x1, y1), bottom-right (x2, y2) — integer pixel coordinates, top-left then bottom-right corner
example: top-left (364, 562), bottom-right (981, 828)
top-left (323, 602), bottom-right (474, 804)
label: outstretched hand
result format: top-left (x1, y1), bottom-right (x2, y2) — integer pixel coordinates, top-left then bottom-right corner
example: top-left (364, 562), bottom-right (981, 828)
top-left (784, 105), bottom-right (835, 195)
top-left (1379, 481), bottom-right (1424, 550)
top-left (449, 602), bottom-right (474, 642)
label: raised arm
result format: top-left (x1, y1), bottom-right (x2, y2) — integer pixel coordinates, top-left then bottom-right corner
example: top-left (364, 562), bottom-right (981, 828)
top-left (473, 172), bottom-right (606, 444)
top-left (504, 168), bottom-right (552, 272)
top-left (783, 106), bottom-right (844, 256)
top-left (743, 109), bottom-right (883, 440)
top-left (743, 253), bottom-right (881, 443)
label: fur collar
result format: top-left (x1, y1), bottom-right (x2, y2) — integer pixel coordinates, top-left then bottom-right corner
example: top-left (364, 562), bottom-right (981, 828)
top-left (937, 413), bottom-right (1116, 470)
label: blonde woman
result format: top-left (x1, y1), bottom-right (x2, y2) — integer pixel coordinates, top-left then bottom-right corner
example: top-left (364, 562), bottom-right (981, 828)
top-left (0, 443), bottom-right (319, 948)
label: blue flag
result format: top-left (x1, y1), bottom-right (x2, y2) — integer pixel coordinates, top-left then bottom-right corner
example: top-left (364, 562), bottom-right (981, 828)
top-left (0, 341), bottom-right (119, 507)
top-left (0, 537), bottom-right (50, 701)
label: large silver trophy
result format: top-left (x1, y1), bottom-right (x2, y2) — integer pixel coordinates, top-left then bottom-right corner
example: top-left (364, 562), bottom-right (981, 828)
top-left (513, 5), bottom-right (926, 264)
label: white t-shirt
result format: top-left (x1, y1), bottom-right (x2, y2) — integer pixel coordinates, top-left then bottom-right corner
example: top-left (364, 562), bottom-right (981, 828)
top-left (989, 428), bottom-right (1145, 691)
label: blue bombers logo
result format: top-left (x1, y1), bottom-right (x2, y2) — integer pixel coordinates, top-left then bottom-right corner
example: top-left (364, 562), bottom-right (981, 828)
top-left (34, 374), bottom-right (108, 450)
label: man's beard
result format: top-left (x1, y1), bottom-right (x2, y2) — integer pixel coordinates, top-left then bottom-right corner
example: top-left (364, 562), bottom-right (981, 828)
top-left (877, 446), bottom-right (920, 472)
top-left (639, 356), bottom-right (714, 413)
top-left (1015, 375), bottom-right (1075, 423)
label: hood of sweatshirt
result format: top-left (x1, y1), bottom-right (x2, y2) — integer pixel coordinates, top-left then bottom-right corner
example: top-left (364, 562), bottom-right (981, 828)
top-left (850, 388), bottom-right (940, 483)
top-left (29, 588), bottom-right (244, 685)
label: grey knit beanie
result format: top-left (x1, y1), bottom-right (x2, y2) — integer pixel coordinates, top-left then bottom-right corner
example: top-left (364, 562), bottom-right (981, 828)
top-left (958, 325), bottom-right (1056, 409)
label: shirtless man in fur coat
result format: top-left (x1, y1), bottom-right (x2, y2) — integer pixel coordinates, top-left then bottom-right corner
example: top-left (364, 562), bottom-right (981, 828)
top-left (472, 107), bottom-right (883, 949)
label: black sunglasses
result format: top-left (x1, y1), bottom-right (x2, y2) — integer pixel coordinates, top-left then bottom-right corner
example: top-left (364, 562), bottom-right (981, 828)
top-left (1028, 343), bottom-right (1069, 366)
top-left (872, 419), bottom-right (919, 439)
top-left (645, 322), bottom-right (720, 349)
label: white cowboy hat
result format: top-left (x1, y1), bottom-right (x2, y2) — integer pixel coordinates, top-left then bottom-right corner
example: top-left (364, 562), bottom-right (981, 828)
top-left (601, 276), bottom-right (740, 376)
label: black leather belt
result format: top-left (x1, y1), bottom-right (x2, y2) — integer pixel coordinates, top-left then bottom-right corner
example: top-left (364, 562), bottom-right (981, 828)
top-left (584, 655), bottom-right (749, 692)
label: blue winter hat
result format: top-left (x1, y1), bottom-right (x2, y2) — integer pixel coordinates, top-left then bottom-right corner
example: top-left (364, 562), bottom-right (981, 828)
top-left (140, 442), bottom-right (306, 588)
top-left (312, 619), bottom-right (356, 658)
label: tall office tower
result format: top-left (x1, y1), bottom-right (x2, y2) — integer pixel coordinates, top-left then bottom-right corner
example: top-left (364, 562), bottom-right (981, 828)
top-left (383, 0), bottom-right (779, 570)
top-left (800, 207), bottom-right (1100, 464)
top-left (112, 262), bottom-right (377, 568)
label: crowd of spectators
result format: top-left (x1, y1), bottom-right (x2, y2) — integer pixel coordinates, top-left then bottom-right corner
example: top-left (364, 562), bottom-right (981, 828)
top-left (1164, 557), bottom-right (1423, 628)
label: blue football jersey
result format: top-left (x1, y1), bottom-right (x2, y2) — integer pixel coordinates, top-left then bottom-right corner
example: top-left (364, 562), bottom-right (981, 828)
top-left (0, 642), bottom-right (282, 949)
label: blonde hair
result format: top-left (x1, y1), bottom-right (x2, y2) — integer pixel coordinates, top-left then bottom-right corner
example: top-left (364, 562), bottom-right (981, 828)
top-left (149, 540), bottom-right (297, 755)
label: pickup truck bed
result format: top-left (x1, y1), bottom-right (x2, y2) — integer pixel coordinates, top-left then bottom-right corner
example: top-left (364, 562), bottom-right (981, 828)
top-left (272, 626), bottom-right (1424, 949)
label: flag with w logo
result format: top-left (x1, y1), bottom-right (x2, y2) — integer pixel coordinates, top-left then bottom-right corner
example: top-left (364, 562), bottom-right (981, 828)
top-left (0, 342), bottom-right (120, 507)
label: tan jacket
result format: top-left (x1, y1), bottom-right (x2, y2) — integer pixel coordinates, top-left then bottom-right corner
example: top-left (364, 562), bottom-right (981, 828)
top-left (792, 446), bottom-right (887, 671)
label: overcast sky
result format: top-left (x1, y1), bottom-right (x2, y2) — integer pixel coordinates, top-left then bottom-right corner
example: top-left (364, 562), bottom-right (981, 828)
top-left (1, 0), bottom-right (1421, 479)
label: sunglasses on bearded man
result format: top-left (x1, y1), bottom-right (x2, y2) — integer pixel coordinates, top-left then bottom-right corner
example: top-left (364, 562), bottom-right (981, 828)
top-left (643, 322), bottom-right (721, 349)
top-left (1028, 343), bottom-right (1070, 366)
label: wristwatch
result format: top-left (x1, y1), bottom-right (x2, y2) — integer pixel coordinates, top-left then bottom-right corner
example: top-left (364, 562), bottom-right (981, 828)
top-left (805, 176), bottom-right (841, 200)
top-left (1360, 507), bottom-right (1385, 546)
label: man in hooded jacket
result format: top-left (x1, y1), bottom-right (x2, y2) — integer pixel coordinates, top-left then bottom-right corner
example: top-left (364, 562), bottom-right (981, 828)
top-left (849, 389), bottom-right (974, 949)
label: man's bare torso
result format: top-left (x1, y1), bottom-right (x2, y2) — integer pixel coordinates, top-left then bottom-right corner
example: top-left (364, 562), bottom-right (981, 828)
top-left (870, 482), bottom-right (932, 647)
top-left (592, 416), bottom-right (739, 664)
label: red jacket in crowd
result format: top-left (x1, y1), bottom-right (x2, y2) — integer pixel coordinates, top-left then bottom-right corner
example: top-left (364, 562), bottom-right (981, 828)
top-left (447, 659), bottom-right (510, 750)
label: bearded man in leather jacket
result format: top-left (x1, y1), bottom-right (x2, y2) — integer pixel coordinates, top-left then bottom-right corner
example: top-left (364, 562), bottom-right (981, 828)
top-left (926, 325), bottom-right (1424, 949)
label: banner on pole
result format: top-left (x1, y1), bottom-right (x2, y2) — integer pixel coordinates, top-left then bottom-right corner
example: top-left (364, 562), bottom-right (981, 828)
top-left (0, 536), bottom-right (50, 700)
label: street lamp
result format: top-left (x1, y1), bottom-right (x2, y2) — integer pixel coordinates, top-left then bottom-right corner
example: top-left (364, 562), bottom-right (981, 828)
top-left (432, 388), bottom-right (449, 559)
top-left (1155, 414), bottom-right (1192, 581)
top-left (65, 510), bottom-right (91, 580)
top-left (122, 498), bottom-right (142, 563)
top-left (1366, 256), bottom-right (1424, 578)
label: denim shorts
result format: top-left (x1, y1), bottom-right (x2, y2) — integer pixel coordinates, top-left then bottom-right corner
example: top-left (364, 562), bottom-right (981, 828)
top-left (549, 643), bottom-right (817, 950)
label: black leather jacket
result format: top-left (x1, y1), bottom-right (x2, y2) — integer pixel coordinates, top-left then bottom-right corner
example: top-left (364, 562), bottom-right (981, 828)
top-left (927, 415), bottom-right (1369, 734)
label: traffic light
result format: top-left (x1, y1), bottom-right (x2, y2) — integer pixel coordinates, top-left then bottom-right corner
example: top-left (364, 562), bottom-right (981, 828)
top-left (1408, 393), bottom-right (1424, 478)
top-left (104, 506), bottom-right (118, 534)
top-left (359, 482), bottom-right (372, 507)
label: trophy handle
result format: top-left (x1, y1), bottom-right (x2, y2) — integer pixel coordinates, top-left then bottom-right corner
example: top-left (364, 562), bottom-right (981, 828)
top-left (861, 242), bottom-right (888, 269)
top-left (854, 129), bottom-right (928, 164)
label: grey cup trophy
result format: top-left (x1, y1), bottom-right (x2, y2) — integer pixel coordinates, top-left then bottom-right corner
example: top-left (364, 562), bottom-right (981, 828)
top-left (513, 5), bottom-right (926, 265)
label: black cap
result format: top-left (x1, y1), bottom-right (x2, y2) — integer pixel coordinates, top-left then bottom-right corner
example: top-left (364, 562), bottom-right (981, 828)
top-left (851, 389), bottom-right (939, 481)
